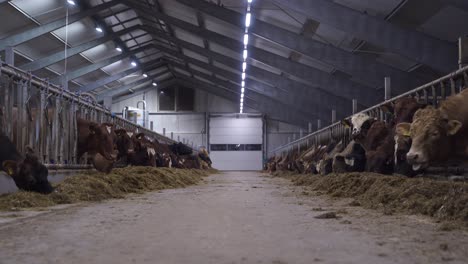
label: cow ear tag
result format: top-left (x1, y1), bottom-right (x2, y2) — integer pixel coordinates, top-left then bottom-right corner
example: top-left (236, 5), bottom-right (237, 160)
top-left (2, 161), bottom-right (17, 176)
top-left (396, 123), bottom-right (411, 137)
top-left (341, 119), bottom-right (351, 128)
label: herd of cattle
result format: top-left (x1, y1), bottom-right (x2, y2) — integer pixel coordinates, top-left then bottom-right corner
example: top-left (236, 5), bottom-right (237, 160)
top-left (267, 88), bottom-right (468, 177)
top-left (0, 110), bottom-right (212, 194)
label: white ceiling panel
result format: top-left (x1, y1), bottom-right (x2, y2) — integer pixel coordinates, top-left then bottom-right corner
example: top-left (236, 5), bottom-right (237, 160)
top-left (52, 18), bottom-right (102, 46)
top-left (420, 6), bottom-right (468, 42)
top-left (209, 42), bottom-right (240, 60)
top-left (182, 48), bottom-right (209, 63)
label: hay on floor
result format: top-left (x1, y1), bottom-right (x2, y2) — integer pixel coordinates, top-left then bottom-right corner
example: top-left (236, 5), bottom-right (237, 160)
top-left (0, 167), bottom-right (215, 211)
top-left (272, 171), bottom-right (468, 225)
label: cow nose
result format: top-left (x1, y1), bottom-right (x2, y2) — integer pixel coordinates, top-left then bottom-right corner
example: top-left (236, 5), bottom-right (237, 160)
top-left (406, 152), bottom-right (418, 162)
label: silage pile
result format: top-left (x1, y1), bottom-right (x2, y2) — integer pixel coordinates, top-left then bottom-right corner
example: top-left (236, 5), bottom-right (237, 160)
top-left (0, 167), bottom-right (215, 211)
top-left (272, 171), bottom-right (468, 224)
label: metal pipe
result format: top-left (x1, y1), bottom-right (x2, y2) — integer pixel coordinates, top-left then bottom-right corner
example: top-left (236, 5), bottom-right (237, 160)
top-left (268, 64), bottom-right (468, 156)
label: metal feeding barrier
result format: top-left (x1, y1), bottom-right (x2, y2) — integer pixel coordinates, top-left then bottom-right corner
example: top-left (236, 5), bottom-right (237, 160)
top-left (0, 61), bottom-right (196, 170)
top-left (268, 64), bottom-right (468, 158)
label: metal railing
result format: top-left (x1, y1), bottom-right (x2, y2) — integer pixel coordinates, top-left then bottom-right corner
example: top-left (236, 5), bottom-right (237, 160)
top-left (0, 61), bottom-right (196, 169)
top-left (268, 65), bottom-right (468, 157)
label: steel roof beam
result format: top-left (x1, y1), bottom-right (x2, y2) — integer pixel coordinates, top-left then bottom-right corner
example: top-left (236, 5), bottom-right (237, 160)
top-left (175, 76), bottom-right (309, 127)
top-left (168, 60), bottom-right (328, 121)
top-left (271, 0), bottom-right (457, 73)
top-left (0, 0), bottom-right (122, 50)
top-left (161, 48), bottom-right (335, 116)
top-left (111, 78), bottom-right (178, 104)
top-left (124, 1), bottom-right (378, 105)
top-left (447, 0), bottom-right (468, 12)
top-left (78, 60), bottom-right (166, 93)
top-left (20, 25), bottom-right (143, 72)
top-left (96, 69), bottom-right (171, 100)
top-left (140, 34), bottom-right (355, 116)
top-left (51, 44), bottom-right (157, 84)
top-left (176, 0), bottom-right (431, 93)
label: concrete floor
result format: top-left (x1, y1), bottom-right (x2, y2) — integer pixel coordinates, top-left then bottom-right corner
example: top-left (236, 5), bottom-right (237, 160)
top-left (0, 171), bottom-right (467, 264)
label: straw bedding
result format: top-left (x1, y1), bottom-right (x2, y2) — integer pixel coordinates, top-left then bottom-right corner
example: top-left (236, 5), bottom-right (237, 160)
top-left (272, 171), bottom-right (468, 225)
top-left (0, 167), bottom-right (216, 211)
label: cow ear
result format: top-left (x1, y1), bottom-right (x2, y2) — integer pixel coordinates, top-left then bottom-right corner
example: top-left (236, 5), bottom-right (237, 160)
top-left (341, 119), bottom-right (352, 128)
top-left (115, 129), bottom-right (125, 135)
top-left (2, 160), bottom-right (17, 177)
top-left (380, 102), bottom-right (394, 114)
top-left (102, 124), bottom-right (113, 135)
top-left (396, 123), bottom-right (411, 137)
top-left (447, 120), bottom-right (462, 136)
top-left (89, 123), bottom-right (100, 134)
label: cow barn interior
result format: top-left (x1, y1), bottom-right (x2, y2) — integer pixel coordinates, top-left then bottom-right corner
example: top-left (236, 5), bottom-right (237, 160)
top-left (0, 0), bottom-right (468, 262)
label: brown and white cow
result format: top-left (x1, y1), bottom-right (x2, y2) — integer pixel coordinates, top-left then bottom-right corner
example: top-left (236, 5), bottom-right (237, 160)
top-left (397, 88), bottom-right (468, 170)
top-left (332, 140), bottom-right (366, 173)
top-left (77, 118), bottom-right (117, 173)
top-left (114, 129), bottom-right (135, 165)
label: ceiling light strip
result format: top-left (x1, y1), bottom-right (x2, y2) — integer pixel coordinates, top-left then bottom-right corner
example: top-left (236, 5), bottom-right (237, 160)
top-left (239, 0), bottom-right (253, 114)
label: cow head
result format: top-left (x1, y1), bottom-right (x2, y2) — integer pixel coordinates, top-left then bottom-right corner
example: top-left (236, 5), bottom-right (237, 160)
top-left (396, 106), bottom-right (462, 171)
top-left (92, 153), bottom-right (114, 174)
top-left (392, 134), bottom-right (417, 176)
top-left (381, 97), bottom-right (425, 124)
top-left (115, 129), bottom-right (135, 159)
top-left (2, 147), bottom-right (53, 194)
top-left (342, 113), bottom-right (375, 141)
top-left (89, 122), bottom-right (118, 162)
top-left (333, 141), bottom-right (366, 173)
top-left (366, 150), bottom-right (393, 174)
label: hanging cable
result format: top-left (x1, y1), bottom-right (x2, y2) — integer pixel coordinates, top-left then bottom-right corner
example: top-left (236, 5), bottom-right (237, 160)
top-left (63, 4), bottom-right (70, 79)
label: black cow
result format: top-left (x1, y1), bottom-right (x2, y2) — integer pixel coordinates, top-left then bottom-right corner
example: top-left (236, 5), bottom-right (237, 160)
top-left (0, 136), bottom-right (53, 194)
top-left (170, 142), bottom-right (193, 156)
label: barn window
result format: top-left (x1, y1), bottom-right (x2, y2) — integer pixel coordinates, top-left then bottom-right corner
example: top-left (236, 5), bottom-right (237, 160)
top-left (228, 144), bottom-right (245, 151)
top-left (177, 86), bottom-right (195, 111)
top-left (210, 144), bottom-right (227, 151)
top-left (158, 86), bottom-right (176, 111)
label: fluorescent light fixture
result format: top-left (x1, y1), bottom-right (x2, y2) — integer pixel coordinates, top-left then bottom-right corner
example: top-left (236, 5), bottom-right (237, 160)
top-left (242, 72), bottom-right (246, 80)
top-left (248, 0), bottom-right (253, 3)
top-left (243, 34), bottom-right (249, 46)
top-left (95, 26), bottom-right (103, 33)
top-left (243, 49), bottom-right (248, 60)
top-left (240, 109), bottom-right (243, 114)
top-left (245, 13), bottom-right (251, 27)
top-left (241, 98), bottom-right (244, 103)
top-left (242, 62), bottom-right (247, 71)
top-left (241, 93), bottom-right (244, 98)
top-left (131, 61), bottom-right (137, 67)
top-left (143, 73), bottom-right (148, 78)
top-left (152, 82), bottom-right (157, 86)
top-left (116, 47), bottom-right (122, 52)
top-left (241, 81), bottom-right (245, 87)
top-left (241, 88), bottom-right (245, 93)
top-left (67, 0), bottom-right (76, 5)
